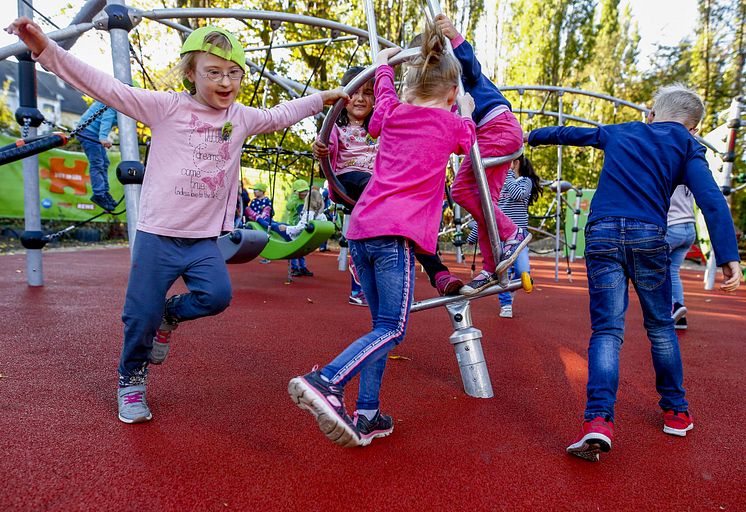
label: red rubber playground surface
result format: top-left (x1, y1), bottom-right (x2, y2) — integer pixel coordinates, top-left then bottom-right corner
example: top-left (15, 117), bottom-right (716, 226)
top-left (1, 247), bottom-right (744, 511)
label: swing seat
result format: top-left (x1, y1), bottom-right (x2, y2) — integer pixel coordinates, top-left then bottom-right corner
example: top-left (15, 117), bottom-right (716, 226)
top-left (246, 220), bottom-right (335, 260)
top-left (217, 229), bottom-right (270, 264)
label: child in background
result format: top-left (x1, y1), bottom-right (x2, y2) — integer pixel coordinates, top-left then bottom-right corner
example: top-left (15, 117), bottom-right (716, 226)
top-left (314, 67), bottom-right (465, 299)
top-left (279, 189), bottom-right (327, 239)
top-left (285, 180), bottom-right (314, 276)
top-left (526, 84), bottom-right (742, 462)
top-left (496, 155), bottom-right (542, 318)
top-left (666, 185), bottom-right (696, 330)
top-left (435, 14), bottom-right (532, 295)
top-left (244, 182), bottom-right (285, 236)
top-left (289, 24), bottom-right (476, 447)
top-left (6, 17), bottom-right (347, 424)
top-left (78, 99), bottom-right (119, 211)
top-left (313, 66), bottom-right (377, 305)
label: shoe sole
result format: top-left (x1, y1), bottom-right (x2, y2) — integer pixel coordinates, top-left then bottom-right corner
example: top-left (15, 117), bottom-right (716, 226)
top-left (149, 342), bottom-right (170, 365)
top-left (495, 233), bottom-right (533, 275)
top-left (674, 324), bottom-right (688, 331)
top-left (566, 434), bottom-right (612, 462)
top-left (672, 306), bottom-right (688, 322)
top-left (288, 377), bottom-right (361, 448)
top-left (663, 423), bottom-right (694, 436)
top-left (117, 412), bottom-right (153, 424)
top-left (459, 279), bottom-right (496, 296)
top-left (359, 426), bottom-right (394, 447)
top-left (499, 312), bottom-right (512, 318)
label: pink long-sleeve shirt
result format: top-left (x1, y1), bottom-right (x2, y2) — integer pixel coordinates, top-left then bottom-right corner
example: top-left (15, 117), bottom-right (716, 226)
top-left (35, 41), bottom-right (323, 238)
top-left (346, 65), bottom-right (476, 254)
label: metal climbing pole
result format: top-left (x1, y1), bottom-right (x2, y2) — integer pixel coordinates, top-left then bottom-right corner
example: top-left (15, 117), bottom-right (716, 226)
top-left (704, 97), bottom-right (743, 290)
top-left (17, 0), bottom-right (44, 287)
top-left (97, 0), bottom-right (142, 251)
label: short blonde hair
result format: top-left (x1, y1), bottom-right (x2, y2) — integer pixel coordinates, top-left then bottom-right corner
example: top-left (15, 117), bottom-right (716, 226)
top-left (402, 22), bottom-right (461, 103)
top-left (305, 189), bottom-right (324, 215)
top-left (652, 84), bottom-right (705, 127)
top-left (175, 31), bottom-right (235, 93)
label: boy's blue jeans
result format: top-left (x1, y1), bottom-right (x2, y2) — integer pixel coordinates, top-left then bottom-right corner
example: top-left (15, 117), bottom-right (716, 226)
top-left (498, 247), bottom-right (530, 306)
top-left (665, 222), bottom-right (696, 305)
top-left (583, 217), bottom-right (687, 422)
top-left (321, 237), bottom-right (415, 411)
top-left (80, 131), bottom-right (110, 197)
top-left (119, 231), bottom-right (232, 386)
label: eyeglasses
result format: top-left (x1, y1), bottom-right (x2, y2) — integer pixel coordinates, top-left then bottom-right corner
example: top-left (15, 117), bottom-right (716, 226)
top-left (199, 69), bottom-right (245, 82)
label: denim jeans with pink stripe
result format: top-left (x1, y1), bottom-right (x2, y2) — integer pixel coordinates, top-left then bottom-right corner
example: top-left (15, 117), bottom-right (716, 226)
top-left (321, 237), bottom-right (415, 411)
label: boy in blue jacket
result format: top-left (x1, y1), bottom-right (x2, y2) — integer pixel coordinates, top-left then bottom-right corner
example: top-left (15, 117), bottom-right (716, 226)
top-left (78, 100), bottom-right (118, 211)
top-left (527, 84), bottom-right (742, 462)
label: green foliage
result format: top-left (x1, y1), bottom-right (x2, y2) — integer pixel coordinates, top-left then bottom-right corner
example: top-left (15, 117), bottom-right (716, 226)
top-left (0, 80), bottom-right (19, 136)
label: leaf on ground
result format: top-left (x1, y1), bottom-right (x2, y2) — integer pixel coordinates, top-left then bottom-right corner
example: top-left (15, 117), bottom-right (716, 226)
top-left (388, 355), bottom-right (411, 361)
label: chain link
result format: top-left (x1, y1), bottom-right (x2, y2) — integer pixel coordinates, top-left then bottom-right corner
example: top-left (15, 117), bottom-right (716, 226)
top-left (21, 117), bottom-right (31, 139)
top-left (69, 104), bottom-right (110, 139)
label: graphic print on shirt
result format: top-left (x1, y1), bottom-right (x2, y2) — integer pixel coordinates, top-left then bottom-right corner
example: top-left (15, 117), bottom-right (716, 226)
top-left (176, 113), bottom-right (232, 199)
top-left (337, 125), bottom-right (377, 172)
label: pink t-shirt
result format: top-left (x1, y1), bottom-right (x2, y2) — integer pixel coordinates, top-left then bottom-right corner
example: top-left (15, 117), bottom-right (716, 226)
top-left (35, 42), bottom-right (323, 238)
top-left (346, 65), bottom-right (476, 254)
top-left (328, 124), bottom-right (378, 175)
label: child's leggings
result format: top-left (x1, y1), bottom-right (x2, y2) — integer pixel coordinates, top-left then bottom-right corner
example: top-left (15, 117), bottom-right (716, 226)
top-left (321, 237), bottom-right (415, 411)
top-left (451, 111), bottom-right (523, 274)
top-left (118, 231), bottom-right (232, 387)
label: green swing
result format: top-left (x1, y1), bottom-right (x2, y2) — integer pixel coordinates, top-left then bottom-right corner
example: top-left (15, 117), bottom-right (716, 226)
top-left (245, 220), bottom-right (335, 260)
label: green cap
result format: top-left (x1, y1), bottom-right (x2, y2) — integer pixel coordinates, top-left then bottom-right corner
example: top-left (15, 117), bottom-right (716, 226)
top-left (292, 180), bottom-right (310, 193)
top-left (180, 26), bottom-right (246, 90)
top-left (252, 182), bottom-right (267, 192)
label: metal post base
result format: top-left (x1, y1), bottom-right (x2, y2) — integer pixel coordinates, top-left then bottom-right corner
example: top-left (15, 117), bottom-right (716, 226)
top-left (445, 301), bottom-right (493, 398)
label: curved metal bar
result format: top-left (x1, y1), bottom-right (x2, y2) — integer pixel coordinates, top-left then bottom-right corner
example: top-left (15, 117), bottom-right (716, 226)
top-left (501, 85), bottom-right (649, 113)
top-left (411, 278), bottom-right (524, 312)
top-left (246, 35), bottom-right (357, 52)
top-left (483, 147), bottom-right (523, 169)
top-left (138, 8), bottom-right (397, 49)
top-left (0, 23), bottom-right (94, 61)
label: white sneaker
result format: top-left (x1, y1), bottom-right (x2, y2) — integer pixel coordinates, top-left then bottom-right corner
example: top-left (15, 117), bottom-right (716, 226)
top-left (499, 305), bottom-right (513, 318)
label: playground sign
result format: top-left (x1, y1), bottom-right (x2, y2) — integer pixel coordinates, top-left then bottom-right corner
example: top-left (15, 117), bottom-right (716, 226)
top-left (0, 133), bottom-right (124, 221)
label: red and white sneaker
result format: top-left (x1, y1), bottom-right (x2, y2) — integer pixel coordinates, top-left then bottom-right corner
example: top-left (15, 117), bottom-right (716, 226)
top-left (566, 416), bottom-right (614, 462)
top-left (663, 410), bottom-right (694, 436)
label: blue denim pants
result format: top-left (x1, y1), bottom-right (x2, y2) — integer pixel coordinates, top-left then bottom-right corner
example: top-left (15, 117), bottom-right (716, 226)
top-left (119, 231), bottom-right (232, 386)
top-left (321, 237), bottom-right (415, 410)
top-left (80, 131), bottom-right (110, 197)
top-left (665, 222), bottom-right (696, 305)
top-left (583, 217), bottom-right (687, 421)
top-left (498, 247), bottom-right (530, 306)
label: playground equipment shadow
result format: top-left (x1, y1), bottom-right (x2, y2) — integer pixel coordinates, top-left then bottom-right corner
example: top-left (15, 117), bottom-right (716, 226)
top-left (0, 248), bottom-right (744, 511)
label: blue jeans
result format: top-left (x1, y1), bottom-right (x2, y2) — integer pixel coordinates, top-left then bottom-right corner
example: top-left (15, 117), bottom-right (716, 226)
top-left (583, 217), bottom-right (687, 421)
top-left (321, 237), bottom-right (415, 410)
top-left (80, 131), bottom-right (110, 197)
top-left (255, 217), bottom-right (291, 241)
top-left (119, 231), bottom-right (232, 386)
top-left (498, 247), bottom-right (530, 306)
top-left (665, 222), bottom-right (696, 305)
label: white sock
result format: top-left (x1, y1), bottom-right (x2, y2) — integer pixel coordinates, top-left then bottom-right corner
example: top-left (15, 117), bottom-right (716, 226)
top-left (357, 408), bottom-right (378, 420)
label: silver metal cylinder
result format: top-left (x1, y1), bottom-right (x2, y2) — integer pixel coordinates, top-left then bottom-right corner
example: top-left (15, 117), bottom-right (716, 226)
top-left (107, 0), bottom-right (141, 253)
top-left (445, 301), bottom-right (493, 398)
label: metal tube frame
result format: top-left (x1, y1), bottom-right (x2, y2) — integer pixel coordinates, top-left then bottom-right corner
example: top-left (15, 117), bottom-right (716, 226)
top-left (106, 0), bottom-right (141, 252)
top-left (17, 0), bottom-right (43, 286)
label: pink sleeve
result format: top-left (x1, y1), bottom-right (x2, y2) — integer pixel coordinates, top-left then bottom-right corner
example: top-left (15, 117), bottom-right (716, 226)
top-left (455, 118), bottom-right (477, 155)
top-left (239, 94), bottom-right (323, 136)
top-left (368, 65), bottom-right (399, 139)
top-left (328, 125), bottom-right (340, 171)
top-left (451, 34), bottom-right (466, 49)
top-left (34, 41), bottom-right (175, 127)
